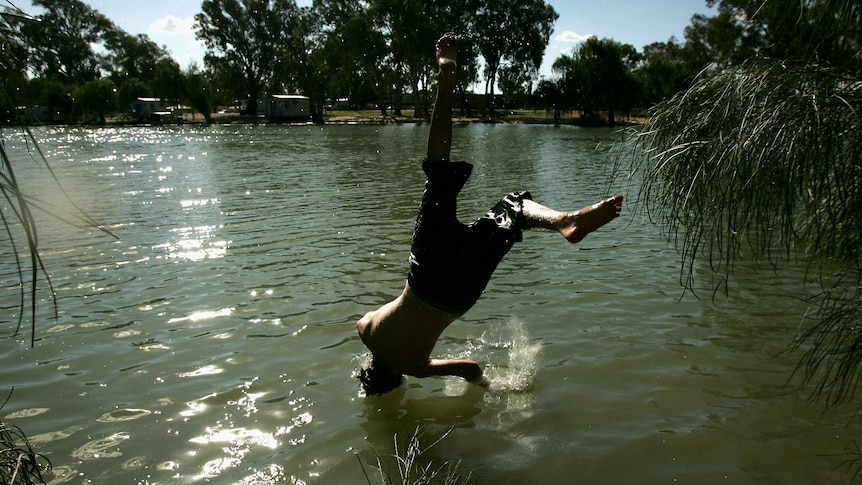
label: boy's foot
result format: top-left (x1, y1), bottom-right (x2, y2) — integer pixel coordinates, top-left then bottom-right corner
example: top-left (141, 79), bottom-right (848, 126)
top-left (558, 195), bottom-right (623, 244)
top-left (436, 34), bottom-right (457, 75)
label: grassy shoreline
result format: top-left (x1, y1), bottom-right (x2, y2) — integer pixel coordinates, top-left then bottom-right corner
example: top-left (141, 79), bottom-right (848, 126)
top-left (77, 109), bottom-right (644, 127)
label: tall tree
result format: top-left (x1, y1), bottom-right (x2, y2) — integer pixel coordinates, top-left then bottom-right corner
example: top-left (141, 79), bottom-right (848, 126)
top-left (534, 77), bottom-right (563, 124)
top-left (550, 53), bottom-right (581, 118)
top-left (26, 78), bottom-right (73, 121)
top-left (196, 0), bottom-right (301, 115)
top-left (102, 30), bottom-right (172, 84)
top-left (151, 57), bottom-right (185, 109)
top-left (452, 36), bottom-right (481, 118)
top-left (280, 6), bottom-right (330, 123)
top-left (580, 37), bottom-right (639, 125)
top-left (370, 0), bottom-right (441, 116)
top-left (472, 0), bottom-right (557, 116)
top-left (706, 0), bottom-right (860, 67)
top-left (412, 0), bottom-right (482, 117)
top-left (183, 63), bottom-right (214, 124)
top-left (17, 0), bottom-right (114, 84)
top-left (77, 78), bottom-right (116, 123)
top-left (551, 37), bottom-right (639, 125)
top-left (622, 0), bottom-right (862, 409)
top-left (315, 0), bottom-right (389, 115)
top-left (681, 10), bottom-right (753, 72)
top-left (635, 38), bottom-right (699, 107)
top-left (497, 63), bottom-right (532, 105)
top-left (1, 3), bottom-right (30, 117)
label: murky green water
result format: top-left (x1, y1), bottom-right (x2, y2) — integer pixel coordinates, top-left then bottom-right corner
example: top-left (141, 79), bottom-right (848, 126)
top-left (1, 123), bottom-right (859, 484)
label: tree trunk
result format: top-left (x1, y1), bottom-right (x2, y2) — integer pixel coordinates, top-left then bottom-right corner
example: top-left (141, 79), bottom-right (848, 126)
top-left (485, 70), bottom-right (497, 117)
top-left (393, 80), bottom-right (403, 116)
top-left (412, 79), bottom-right (423, 118)
top-left (311, 91), bottom-right (325, 124)
top-left (457, 83), bottom-right (472, 117)
top-left (244, 96), bottom-right (258, 116)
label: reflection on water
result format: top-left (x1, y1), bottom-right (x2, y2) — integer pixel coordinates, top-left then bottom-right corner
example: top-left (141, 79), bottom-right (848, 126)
top-left (0, 124), bottom-right (860, 483)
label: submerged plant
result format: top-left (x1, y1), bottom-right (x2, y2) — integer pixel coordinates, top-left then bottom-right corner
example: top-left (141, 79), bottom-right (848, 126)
top-left (620, 57), bottom-right (861, 407)
top-left (0, 390), bottom-right (51, 485)
top-left (358, 427), bottom-right (470, 485)
top-left (835, 440), bottom-right (862, 482)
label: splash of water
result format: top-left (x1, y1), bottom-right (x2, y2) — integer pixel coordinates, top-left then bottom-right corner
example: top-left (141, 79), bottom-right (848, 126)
top-left (355, 318), bottom-right (541, 397)
top-left (479, 318), bottom-right (541, 393)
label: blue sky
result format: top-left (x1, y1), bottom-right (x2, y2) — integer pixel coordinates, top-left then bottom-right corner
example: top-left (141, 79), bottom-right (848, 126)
top-left (24, 0), bottom-right (716, 78)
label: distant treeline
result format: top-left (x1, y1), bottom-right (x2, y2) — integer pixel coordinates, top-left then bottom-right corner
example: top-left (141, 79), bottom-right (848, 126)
top-left (4, 0), bottom-right (851, 125)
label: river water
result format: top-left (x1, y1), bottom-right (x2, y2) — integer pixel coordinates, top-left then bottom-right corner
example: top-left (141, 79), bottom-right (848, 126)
top-left (1, 123), bottom-right (859, 484)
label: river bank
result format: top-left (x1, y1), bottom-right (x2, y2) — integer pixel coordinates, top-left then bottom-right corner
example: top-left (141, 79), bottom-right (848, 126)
top-left (79, 108), bottom-right (643, 127)
top-left (249, 108), bottom-right (643, 126)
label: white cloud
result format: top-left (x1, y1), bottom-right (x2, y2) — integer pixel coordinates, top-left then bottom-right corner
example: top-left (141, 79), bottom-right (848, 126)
top-left (555, 30), bottom-right (594, 43)
top-left (149, 15), bottom-right (197, 36)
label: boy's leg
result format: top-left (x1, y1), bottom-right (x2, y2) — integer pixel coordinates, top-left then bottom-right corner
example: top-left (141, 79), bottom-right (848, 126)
top-left (523, 195), bottom-right (624, 243)
top-left (427, 35), bottom-right (457, 162)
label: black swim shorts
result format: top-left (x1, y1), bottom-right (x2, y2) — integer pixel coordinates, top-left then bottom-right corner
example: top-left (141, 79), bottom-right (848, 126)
top-left (407, 159), bottom-right (532, 315)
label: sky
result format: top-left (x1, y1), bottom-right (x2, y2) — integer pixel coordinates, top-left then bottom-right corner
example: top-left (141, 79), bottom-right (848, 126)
top-left (22, 0), bottom-right (717, 78)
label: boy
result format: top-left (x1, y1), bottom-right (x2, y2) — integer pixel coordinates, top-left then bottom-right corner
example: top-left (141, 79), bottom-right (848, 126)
top-left (356, 35), bottom-right (623, 395)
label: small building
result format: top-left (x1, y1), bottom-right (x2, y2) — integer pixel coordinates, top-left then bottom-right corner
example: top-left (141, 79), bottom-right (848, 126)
top-left (131, 97), bottom-right (173, 122)
top-left (264, 94), bottom-right (310, 122)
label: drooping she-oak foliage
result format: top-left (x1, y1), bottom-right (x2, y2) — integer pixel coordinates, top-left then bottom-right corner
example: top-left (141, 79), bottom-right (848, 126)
top-left (623, 0), bottom-right (862, 407)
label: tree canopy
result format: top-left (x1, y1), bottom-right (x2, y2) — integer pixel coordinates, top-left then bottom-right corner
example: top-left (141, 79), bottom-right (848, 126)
top-left (550, 37), bottom-right (640, 125)
top-left (3, 0), bottom-right (566, 123)
top-left (17, 0), bottom-right (114, 84)
top-left (11, 0), bottom-right (852, 130)
top-left (473, 0), bottom-right (558, 115)
top-left (3, 0), bottom-right (187, 122)
top-left (195, 0), bottom-right (302, 115)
